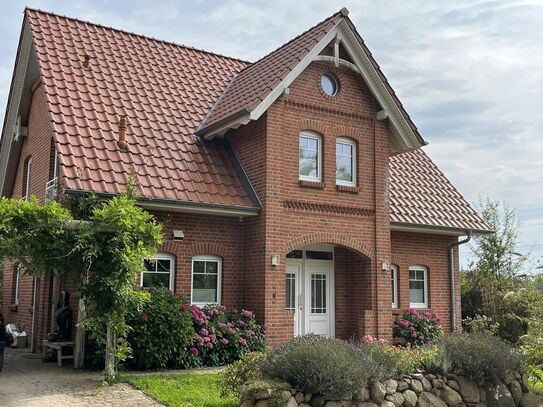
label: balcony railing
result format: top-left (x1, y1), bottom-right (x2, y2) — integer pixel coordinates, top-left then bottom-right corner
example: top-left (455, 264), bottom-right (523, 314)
top-left (45, 177), bottom-right (58, 201)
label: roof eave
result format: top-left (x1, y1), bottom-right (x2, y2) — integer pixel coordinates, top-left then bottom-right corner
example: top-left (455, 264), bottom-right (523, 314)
top-left (63, 189), bottom-right (261, 217)
top-left (198, 19), bottom-right (425, 153)
top-left (390, 221), bottom-right (494, 236)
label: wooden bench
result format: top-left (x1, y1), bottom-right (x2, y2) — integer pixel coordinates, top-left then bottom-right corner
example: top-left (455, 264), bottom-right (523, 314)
top-left (42, 340), bottom-right (75, 367)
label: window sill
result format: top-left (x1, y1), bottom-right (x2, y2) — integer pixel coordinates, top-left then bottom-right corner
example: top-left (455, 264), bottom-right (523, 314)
top-left (409, 305), bottom-right (429, 309)
top-left (299, 180), bottom-right (325, 189)
top-left (8, 304), bottom-right (18, 312)
top-left (336, 184), bottom-right (359, 193)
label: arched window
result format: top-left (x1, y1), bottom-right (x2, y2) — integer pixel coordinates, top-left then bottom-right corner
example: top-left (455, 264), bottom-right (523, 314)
top-left (299, 131), bottom-right (322, 182)
top-left (191, 255), bottom-right (222, 306)
top-left (336, 137), bottom-right (356, 186)
top-left (409, 265), bottom-right (428, 308)
top-left (22, 156), bottom-right (32, 200)
top-left (391, 265), bottom-right (398, 308)
top-left (141, 252), bottom-right (175, 291)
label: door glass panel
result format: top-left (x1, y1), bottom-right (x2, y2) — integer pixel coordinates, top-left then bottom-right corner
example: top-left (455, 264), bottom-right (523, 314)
top-left (310, 273), bottom-right (327, 314)
top-left (306, 251), bottom-right (333, 260)
top-left (285, 273), bottom-right (295, 311)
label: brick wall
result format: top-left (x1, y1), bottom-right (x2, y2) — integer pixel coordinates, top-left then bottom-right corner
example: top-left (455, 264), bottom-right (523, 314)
top-left (391, 230), bottom-right (460, 332)
top-left (1, 82), bottom-right (56, 344)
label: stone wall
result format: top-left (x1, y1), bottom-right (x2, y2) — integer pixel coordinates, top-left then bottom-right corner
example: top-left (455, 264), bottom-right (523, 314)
top-left (240, 371), bottom-right (541, 407)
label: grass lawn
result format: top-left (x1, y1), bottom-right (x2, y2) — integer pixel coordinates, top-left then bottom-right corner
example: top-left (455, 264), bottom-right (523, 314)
top-left (123, 373), bottom-right (238, 407)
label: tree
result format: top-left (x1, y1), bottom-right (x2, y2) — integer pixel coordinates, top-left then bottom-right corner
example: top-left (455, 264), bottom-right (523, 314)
top-left (469, 198), bottom-right (527, 289)
top-left (0, 188), bottom-right (163, 382)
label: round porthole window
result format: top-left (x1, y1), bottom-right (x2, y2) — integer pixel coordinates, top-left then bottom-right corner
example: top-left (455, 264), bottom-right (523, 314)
top-left (321, 74), bottom-right (338, 96)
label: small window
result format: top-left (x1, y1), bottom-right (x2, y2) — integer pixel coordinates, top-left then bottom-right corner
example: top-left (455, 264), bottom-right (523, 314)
top-left (141, 253), bottom-right (175, 291)
top-left (305, 250), bottom-right (333, 260)
top-left (409, 265), bottom-right (428, 308)
top-left (285, 273), bottom-right (296, 311)
top-left (192, 255), bottom-right (221, 306)
top-left (13, 266), bottom-right (21, 306)
top-left (299, 132), bottom-right (321, 182)
top-left (22, 156), bottom-right (32, 200)
top-left (321, 74), bottom-right (338, 96)
top-left (336, 138), bottom-right (356, 186)
top-left (391, 265), bottom-right (398, 308)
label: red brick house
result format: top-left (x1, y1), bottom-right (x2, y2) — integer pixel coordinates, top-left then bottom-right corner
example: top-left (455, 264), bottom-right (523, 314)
top-left (0, 7), bottom-right (491, 352)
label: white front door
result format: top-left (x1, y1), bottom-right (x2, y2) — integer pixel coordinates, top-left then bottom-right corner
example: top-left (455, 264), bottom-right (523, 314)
top-left (304, 260), bottom-right (333, 336)
top-left (286, 248), bottom-right (334, 338)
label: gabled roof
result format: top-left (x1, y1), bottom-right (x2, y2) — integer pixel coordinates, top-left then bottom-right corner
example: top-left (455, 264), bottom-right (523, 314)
top-left (389, 149), bottom-right (491, 233)
top-left (197, 8), bottom-right (426, 153)
top-left (0, 8), bottom-right (489, 232)
top-left (24, 8), bottom-right (259, 214)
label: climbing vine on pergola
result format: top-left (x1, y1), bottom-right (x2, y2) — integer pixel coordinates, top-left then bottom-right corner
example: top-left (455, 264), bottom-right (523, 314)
top-left (0, 190), bottom-right (163, 382)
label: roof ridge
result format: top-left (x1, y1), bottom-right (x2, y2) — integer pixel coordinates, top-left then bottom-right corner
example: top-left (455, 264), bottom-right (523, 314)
top-left (24, 6), bottom-right (251, 65)
top-left (236, 8), bottom-right (346, 76)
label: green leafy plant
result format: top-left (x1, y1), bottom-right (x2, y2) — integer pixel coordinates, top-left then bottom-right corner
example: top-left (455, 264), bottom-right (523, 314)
top-left (219, 351), bottom-right (266, 397)
top-left (261, 334), bottom-right (378, 399)
top-left (462, 314), bottom-right (499, 335)
top-left (126, 287), bottom-right (194, 369)
top-left (393, 309), bottom-right (444, 346)
top-left (424, 333), bottom-right (523, 383)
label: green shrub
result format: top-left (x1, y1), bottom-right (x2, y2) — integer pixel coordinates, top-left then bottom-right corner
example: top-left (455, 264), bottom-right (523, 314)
top-left (126, 287), bottom-right (194, 369)
top-left (219, 351), bottom-right (266, 397)
top-left (359, 337), bottom-right (427, 378)
top-left (463, 314), bottom-right (500, 335)
top-left (261, 335), bottom-right (379, 399)
top-left (425, 333), bottom-right (523, 383)
top-left (393, 309), bottom-right (444, 346)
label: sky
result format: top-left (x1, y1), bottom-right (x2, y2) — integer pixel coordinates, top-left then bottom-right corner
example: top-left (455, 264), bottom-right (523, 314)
top-left (0, 0), bottom-right (542, 269)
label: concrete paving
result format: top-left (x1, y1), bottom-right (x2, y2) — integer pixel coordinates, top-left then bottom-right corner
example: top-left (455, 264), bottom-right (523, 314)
top-left (0, 348), bottom-right (163, 407)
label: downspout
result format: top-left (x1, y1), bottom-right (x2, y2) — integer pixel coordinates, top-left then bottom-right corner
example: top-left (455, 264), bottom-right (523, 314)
top-left (449, 231), bottom-right (471, 332)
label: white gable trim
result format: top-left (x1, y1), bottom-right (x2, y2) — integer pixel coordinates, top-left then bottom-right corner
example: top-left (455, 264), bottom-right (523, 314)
top-left (0, 22), bottom-right (34, 196)
top-left (202, 20), bottom-right (423, 152)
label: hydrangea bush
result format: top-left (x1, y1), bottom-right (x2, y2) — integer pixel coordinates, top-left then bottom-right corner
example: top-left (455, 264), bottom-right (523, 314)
top-left (186, 305), bottom-right (266, 367)
top-left (393, 309), bottom-right (444, 346)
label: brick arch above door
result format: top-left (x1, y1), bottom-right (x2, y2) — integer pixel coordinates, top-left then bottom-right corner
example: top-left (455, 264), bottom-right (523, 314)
top-left (284, 232), bottom-right (374, 260)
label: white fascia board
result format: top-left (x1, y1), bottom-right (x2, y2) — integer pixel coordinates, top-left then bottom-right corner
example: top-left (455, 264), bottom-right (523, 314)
top-left (336, 20), bottom-right (421, 152)
top-left (202, 113), bottom-right (251, 140)
top-left (249, 28), bottom-right (341, 121)
top-left (139, 200), bottom-right (259, 217)
top-left (0, 22), bottom-right (33, 196)
top-left (390, 222), bottom-right (469, 236)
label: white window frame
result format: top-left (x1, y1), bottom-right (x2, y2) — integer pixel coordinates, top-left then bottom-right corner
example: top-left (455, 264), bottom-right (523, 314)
top-left (409, 265), bottom-right (428, 308)
top-left (140, 252), bottom-right (175, 291)
top-left (191, 255), bottom-right (222, 306)
top-left (24, 157), bottom-right (32, 200)
top-left (299, 131), bottom-right (322, 182)
top-left (14, 266), bottom-right (21, 306)
top-left (391, 265), bottom-right (398, 308)
top-left (335, 137), bottom-right (356, 187)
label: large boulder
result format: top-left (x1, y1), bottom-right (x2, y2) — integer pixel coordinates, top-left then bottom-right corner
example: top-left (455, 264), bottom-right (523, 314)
top-left (370, 381), bottom-right (386, 403)
top-left (441, 385), bottom-right (463, 406)
top-left (409, 379), bottom-right (423, 394)
top-left (455, 376), bottom-right (480, 404)
top-left (418, 391), bottom-right (448, 407)
top-left (519, 392), bottom-right (542, 407)
top-left (508, 380), bottom-right (523, 406)
top-left (384, 379), bottom-right (398, 395)
top-left (386, 392), bottom-right (404, 407)
top-left (402, 390), bottom-right (418, 407)
top-left (287, 397), bottom-right (298, 407)
top-left (486, 380), bottom-right (515, 407)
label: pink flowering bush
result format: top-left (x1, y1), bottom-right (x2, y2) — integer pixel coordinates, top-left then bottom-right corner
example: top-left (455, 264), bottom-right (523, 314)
top-left (187, 305), bottom-right (266, 367)
top-left (393, 309), bottom-right (444, 346)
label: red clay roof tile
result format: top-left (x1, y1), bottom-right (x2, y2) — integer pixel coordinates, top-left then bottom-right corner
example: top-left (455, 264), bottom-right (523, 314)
top-left (389, 150), bottom-right (490, 232)
top-left (23, 8), bottom-right (487, 231)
